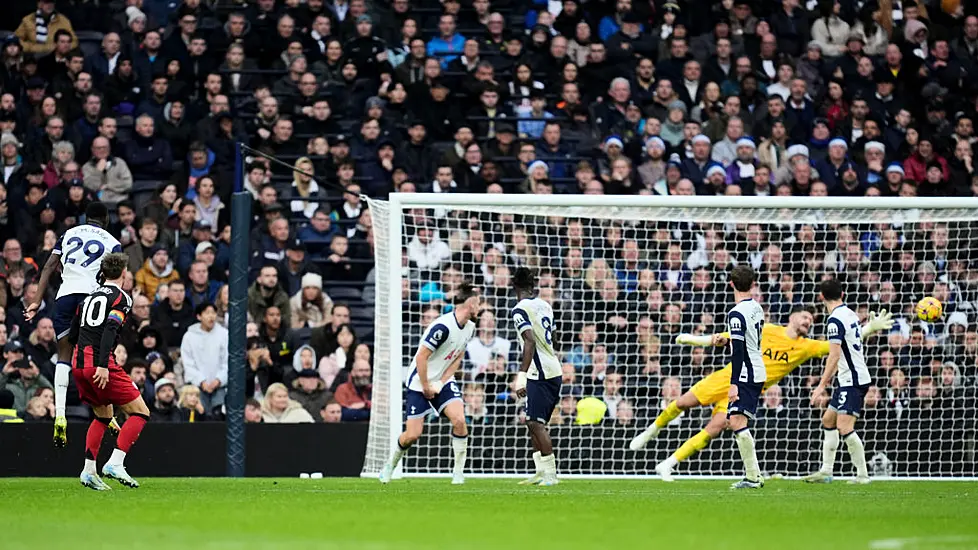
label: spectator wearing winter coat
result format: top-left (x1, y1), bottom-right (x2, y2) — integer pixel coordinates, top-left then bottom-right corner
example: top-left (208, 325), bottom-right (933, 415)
top-left (150, 377), bottom-right (183, 422)
top-left (334, 359), bottom-right (372, 421)
top-left (150, 280), bottom-right (196, 350)
top-left (14, 4), bottom-right (77, 57)
top-left (180, 303), bottom-right (229, 414)
top-left (289, 347), bottom-right (332, 419)
top-left (290, 273), bottom-right (332, 329)
top-left (81, 137), bottom-right (133, 204)
top-left (0, 358), bottom-right (52, 412)
top-left (297, 208), bottom-right (339, 257)
top-left (185, 259), bottom-right (223, 310)
top-left (247, 265), bottom-right (291, 324)
top-left (809, 1), bottom-right (850, 58)
top-left (135, 245), bottom-right (180, 299)
top-left (120, 115), bottom-right (173, 181)
top-left (261, 382), bottom-right (315, 423)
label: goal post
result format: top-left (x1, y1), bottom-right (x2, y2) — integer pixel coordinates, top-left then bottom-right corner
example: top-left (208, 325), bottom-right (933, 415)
top-left (363, 194), bottom-right (978, 480)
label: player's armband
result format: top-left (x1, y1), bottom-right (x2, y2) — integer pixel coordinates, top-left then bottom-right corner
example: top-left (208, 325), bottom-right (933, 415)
top-left (107, 309), bottom-right (126, 325)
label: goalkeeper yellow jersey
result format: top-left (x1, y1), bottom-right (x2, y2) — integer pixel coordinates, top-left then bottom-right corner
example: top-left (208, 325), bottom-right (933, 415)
top-left (690, 324), bottom-right (830, 412)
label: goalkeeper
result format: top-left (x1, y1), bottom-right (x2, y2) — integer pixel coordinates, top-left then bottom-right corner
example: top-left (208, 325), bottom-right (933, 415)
top-left (628, 306), bottom-right (893, 481)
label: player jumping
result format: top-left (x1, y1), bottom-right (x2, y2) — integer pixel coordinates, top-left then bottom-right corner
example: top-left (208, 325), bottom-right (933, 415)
top-left (69, 252), bottom-right (150, 490)
top-left (628, 306), bottom-right (892, 481)
top-left (723, 265), bottom-right (767, 489)
top-left (803, 279), bottom-right (873, 484)
top-left (510, 267), bottom-right (563, 487)
top-left (379, 282), bottom-right (480, 485)
top-left (26, 202), bottom-right (122, 447)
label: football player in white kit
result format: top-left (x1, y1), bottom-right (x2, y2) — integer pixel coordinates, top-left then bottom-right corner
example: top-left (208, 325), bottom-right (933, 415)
top-left (510, 267), bottom-right (563, 487)
top-left (379, 282), bottom-right (480, 485)
top-left (25, 202), bottom-right (122, 447)
top-left (726, 265), bottom-right (767, 490)
top-left (805, 278), bottom-right (873, 484)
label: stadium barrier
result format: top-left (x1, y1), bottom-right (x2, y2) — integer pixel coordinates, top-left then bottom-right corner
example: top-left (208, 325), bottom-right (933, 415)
top-left (0, 423), bottom-right (368, 477)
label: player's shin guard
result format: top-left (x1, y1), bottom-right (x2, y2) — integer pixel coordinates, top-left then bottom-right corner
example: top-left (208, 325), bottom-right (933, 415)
top-left (654, 401), bottom-right (683, 428)
top-left (842, 431), bottom-right (868, 478)
top-left (84, 417), bottom-right (111, 474)
top-left (532, 451), bottom-right (542, 474)
top-left (109, 413), bottom-right (148, 465)
top-left (734, 428), bottom-right (761, 482)
top-left (54, 362), bottom-right (70, 417)
top-left (451, 433), bottom-right (468, 477)
top-left (821, 428), bottom-right (840, 474)
top-left (674, 429), bottom-right (713, 463)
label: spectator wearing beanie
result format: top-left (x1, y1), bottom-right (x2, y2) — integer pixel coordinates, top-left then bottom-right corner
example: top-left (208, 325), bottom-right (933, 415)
top-left (290, 272), bottom-right (332, 329)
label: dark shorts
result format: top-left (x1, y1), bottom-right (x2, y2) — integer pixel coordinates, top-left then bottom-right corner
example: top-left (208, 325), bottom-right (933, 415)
top-left (526, 376), bottom-right (562, 424)
top-left (73, 362), bottom-right (142, 408)
top-left (727, 381), bottom-right (763, 420)
top-left (405, 381), bottom-right (463, 420)
top-left (830, 384), bottom-right (870, 418)
top-left (54, 293), bottom-right (86, 340)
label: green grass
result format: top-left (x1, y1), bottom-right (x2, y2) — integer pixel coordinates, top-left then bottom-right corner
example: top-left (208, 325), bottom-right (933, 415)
top-left (0, 478), bottom-right (976, 550)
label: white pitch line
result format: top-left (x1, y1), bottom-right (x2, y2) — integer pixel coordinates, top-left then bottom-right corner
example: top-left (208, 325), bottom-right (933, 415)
top-left (869, 536), bottom-right (977, 549)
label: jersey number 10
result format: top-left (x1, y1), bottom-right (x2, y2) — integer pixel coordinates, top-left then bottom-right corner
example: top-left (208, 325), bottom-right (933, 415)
top-left (80, 295), bottom-right (109, 327)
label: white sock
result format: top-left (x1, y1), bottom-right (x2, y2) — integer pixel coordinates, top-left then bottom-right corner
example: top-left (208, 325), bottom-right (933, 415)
top-left (107, 448), bottom-right (126, 467)
top-left (540, 453), bottom-right (557, 479)
top-left (821, 428), bottom-right (840, 475)
top-left (54, 362), bottom-right (70, 418)
top-left (452, 434), bottom-right (468, 477)
top-left (661, 455), bottom-right (679, 470)
top-left (531, 451), bottom-right (542, 474)
top-left (734, 428), bottom-right (760, 482)
top-left (391, 439), bottom-right (410, 469)
top-left (844, 431), bottom-right (868, 478)
top-left (83, 459), bottom-right (97, 475)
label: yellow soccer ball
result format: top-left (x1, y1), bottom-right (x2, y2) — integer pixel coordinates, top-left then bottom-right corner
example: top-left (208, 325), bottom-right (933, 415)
top-left (916, 297), bottom-right (943, 322)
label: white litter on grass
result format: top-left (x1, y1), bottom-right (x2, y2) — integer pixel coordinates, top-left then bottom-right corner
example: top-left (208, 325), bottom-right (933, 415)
top-left (869, 536), bottom-right (977, 549)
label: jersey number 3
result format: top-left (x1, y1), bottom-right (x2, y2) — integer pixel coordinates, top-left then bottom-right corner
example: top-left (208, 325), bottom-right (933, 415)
top-left (64, 237), bottom-right (105, 267)
top-left (80, 295), bottom-right (109, 327)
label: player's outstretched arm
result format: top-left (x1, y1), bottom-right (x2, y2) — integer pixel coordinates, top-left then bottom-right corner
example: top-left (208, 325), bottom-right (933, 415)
top-left (26, 254), bottom-right (62, 320)
top-left (860, 310), bottom-right (894, 341)
top-left (675, 332), bottom-right (730, 347)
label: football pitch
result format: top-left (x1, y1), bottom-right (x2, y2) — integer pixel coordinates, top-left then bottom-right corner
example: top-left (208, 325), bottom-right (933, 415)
top-left (1, 478), bottom-right (976, 550)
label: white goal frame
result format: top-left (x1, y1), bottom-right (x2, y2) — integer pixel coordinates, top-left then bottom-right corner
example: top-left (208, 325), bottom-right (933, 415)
top-left (362, 194), bottom-right (978, 481)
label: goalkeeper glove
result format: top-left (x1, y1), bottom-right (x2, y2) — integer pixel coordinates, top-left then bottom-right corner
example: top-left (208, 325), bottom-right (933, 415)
top-left (863, 310), bottom-right (894, 338)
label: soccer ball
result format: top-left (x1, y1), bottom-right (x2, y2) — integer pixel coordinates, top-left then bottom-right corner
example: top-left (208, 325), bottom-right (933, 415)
top-left (916, 297), bottom-right (943, 322)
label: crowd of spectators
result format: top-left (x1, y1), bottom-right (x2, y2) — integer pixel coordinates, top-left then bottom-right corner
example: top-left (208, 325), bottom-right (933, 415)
top-left (0, 0), bottom-right (974, 470)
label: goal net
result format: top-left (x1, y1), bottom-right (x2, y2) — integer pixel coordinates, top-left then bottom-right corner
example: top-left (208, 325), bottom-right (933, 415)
top-left (363, 194), bottom-right (978, 479)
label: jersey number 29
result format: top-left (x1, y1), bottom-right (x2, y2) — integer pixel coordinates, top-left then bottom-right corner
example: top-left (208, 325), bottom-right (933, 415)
top-left (80, 295), bottom-right (109, 327)
top-left (64, 237), bottom-right (105, 267)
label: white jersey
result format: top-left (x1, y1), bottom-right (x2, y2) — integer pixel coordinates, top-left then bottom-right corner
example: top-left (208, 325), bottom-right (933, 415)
top-left (727, 298), bottom-right (766, 385)
top-left (407, 311), bottom-right (475, 392)
top-left (53, 224), bottom-right (122, 298)
top-left (826, 304), bottom-right (871, 387)
top-left (511, 297), bottom-right (561, 380)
